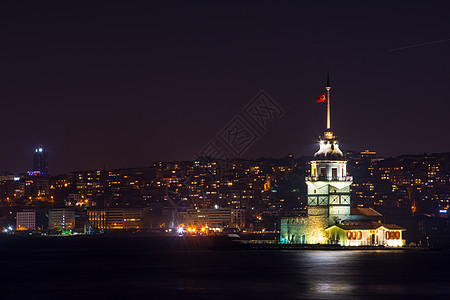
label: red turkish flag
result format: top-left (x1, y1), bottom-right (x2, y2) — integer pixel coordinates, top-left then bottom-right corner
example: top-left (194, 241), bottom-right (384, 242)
top-left (316, 93), bottom-right (326, 103)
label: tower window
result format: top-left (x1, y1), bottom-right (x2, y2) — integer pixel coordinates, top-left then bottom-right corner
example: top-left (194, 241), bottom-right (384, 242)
top-left (332, 168), bottom-right (338, 180)
top-left (320, 168), bottom-right (326, 177)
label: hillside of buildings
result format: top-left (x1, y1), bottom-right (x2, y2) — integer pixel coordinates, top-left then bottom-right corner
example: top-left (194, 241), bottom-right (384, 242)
top-left (1, 151), bottom-right (450, 246)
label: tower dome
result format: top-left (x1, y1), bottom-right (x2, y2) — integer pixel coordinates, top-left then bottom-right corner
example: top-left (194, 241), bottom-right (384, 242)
top-left (314, 131), bottom-right (344, 160)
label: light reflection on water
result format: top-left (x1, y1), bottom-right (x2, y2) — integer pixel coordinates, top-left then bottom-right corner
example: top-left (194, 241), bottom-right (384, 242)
top-left (1, 246), bottom-right (450, 299)
top-left (296, 251), bottom-right (361, 299)
top-left (288, 250), bottom-right (449, 300)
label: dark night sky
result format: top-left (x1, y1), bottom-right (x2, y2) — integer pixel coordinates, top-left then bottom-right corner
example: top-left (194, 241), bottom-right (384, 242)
top-left (1, 1), bottom-right (449, 175)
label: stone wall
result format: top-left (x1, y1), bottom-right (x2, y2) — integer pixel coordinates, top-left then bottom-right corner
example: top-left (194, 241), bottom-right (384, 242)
top-left (280, 208), bottom-right (329, 244)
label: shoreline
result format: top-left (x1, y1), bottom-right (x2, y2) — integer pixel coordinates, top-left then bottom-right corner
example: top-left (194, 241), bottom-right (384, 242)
top-left (0, 234), bottom-right (439, 251)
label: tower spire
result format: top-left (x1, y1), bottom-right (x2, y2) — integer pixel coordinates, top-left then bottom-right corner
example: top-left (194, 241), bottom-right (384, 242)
top-left (326, 70), bottom-right (331, 130)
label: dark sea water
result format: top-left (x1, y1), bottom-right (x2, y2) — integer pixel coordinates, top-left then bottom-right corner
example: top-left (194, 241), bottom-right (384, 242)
top-left (1, 236), bottom-right (449, 300)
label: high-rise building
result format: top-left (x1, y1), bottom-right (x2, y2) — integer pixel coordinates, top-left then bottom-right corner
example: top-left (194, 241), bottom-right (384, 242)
top-left (87, 208), bottom-right (142, 231)
top-left (34, 146), bottom-right (48, 174)
top-left (48, 209), bottom-right (75, 232)
top-left (180, 207), bottom-right (246, 230)
top-left (16, 210), bottom-right (36, 231)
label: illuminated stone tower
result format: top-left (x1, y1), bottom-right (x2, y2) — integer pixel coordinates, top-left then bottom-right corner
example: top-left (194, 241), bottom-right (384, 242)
top-left (306, 74), bottom-right (352, 226)
top-left (280, 74), bottom-right (405, 246)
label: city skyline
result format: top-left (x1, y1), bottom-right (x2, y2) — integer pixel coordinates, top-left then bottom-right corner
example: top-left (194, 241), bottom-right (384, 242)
top-left (1, 1), bottom-right (450, 175)
top-left (2, 2), bottom-right (450, 298)
top-left (6, 144), bottom-right (450, 176)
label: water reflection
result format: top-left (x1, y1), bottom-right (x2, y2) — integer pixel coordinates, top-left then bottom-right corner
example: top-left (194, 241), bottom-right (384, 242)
top-left (288, 250), bottom-right (449, 299)
top-left (2, 246), bottom-right (450, 299)
top-left (295, 251), bottom-right (361, 299)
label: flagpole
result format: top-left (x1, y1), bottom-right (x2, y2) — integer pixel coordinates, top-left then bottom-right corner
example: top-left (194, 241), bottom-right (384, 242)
top-left (326, 71), bottom-right (331, 130)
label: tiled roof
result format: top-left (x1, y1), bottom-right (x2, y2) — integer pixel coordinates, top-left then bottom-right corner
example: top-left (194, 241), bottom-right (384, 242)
top-left (327, 222), bottom-right (405, 231)
top-left (351, 207), bottom-right (383, 216)
top-left (381, 224), bottom-right (405, 230)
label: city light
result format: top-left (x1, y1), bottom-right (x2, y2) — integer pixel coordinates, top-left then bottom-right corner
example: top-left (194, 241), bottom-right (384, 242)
top-left (2, 2), bottom-right (450, 299)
